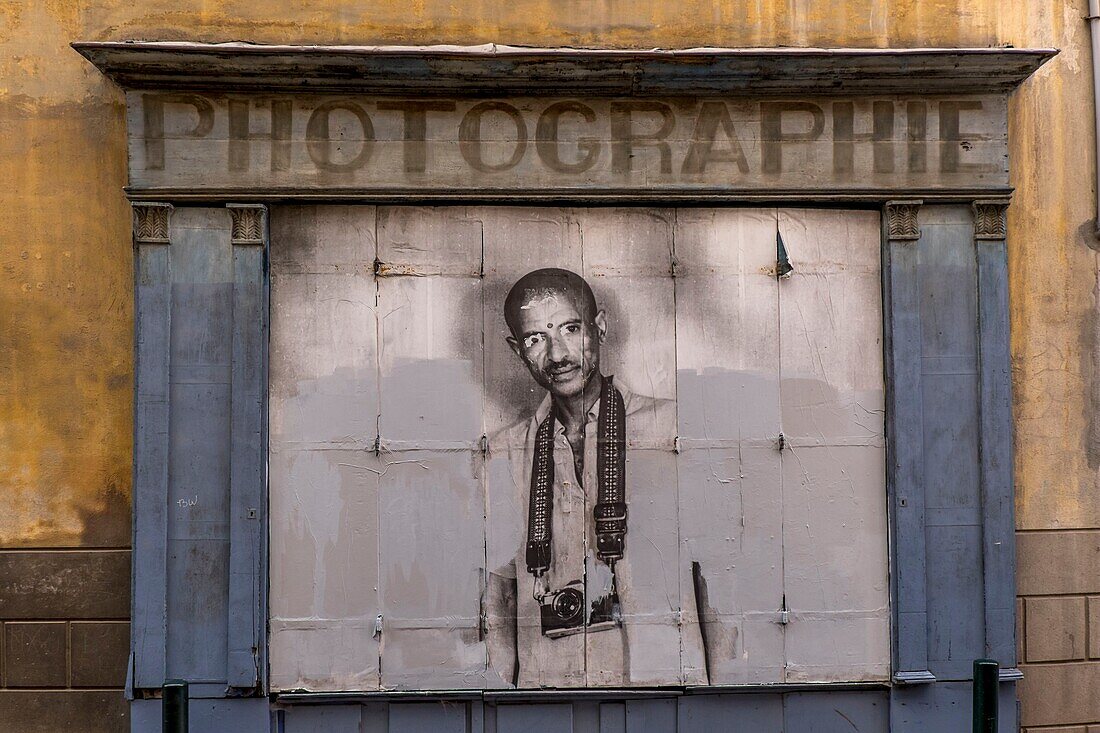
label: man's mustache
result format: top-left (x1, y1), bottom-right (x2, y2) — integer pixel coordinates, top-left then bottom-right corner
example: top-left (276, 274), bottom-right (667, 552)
top-left (542, 360), bottom-right (582, 376)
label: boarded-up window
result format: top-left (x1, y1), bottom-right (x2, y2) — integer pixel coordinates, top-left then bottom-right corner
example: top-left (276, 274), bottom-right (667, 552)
top-left (268, 206), bottom-right (888, 691)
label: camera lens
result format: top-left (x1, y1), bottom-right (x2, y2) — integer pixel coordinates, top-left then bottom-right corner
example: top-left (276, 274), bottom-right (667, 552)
top-left (551, 587), bottom-right (584, 624)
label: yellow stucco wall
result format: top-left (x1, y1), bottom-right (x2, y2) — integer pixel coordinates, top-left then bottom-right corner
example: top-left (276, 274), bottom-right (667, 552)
top-left (0, 0), bottom-right (1094, 586)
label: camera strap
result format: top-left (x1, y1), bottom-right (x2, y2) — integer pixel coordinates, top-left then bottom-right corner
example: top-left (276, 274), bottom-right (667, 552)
top-left (525, 375), bottom-right (628, 577)
top-left (595, 376), bottom-right (627, 567)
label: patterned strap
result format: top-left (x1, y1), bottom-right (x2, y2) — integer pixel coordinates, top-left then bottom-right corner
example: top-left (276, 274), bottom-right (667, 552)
top-left (525, 376), bottom-right (628, 577)
top-left (595, 376), bottom-right (627, 567)
top-left (525, 410), bottom-right (556, 576)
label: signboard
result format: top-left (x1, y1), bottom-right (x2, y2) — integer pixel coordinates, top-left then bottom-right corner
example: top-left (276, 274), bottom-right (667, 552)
top-left (128, 93), bottom-right (1008, 194)
top-left (267, 205), bottom-right (889, 691)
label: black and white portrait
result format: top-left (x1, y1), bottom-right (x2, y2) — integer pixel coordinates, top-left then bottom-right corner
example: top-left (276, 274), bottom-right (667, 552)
top-left (269, 206), bottom-right (890, 692)
top-left (486, 265), bottom-right (708, 688)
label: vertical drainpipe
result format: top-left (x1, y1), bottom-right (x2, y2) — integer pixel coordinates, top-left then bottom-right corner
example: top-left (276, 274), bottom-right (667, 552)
top-left (1090, 0), bottom-right (1100, 236)
top-left (1089, 2), bottom-right (1100, 513)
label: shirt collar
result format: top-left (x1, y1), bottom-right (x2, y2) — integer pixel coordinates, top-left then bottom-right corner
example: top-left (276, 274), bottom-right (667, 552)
top-left (532, 375), bottom-right (632, 431)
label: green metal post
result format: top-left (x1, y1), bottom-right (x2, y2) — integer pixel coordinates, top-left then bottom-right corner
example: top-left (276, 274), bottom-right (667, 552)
top-left (163, 679), bottom-right (188, 733)
top-left (973, 659), bottom-right (999, 733)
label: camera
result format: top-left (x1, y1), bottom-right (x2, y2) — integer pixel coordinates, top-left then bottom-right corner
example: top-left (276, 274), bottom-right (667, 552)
top-left (539, 584), bottom-right (585, 636)
top-left (538, 581), bottom-right (622, 638)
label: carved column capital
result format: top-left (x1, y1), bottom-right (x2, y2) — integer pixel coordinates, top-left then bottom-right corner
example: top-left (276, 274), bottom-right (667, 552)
top-left (885, 199), bottom-right (923, 241)
top-left (972, 199), bottom-right (1009, 241)
top-left (132, 202), bottom-right (173, 244)
top-left (227, 204), bottom-right (267, 245)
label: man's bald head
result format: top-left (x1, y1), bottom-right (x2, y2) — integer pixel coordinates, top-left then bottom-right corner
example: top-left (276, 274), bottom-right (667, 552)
top-left (504, 268), bottom-right (606, 400)
top-left (504, 268), bottom-right (598, 338)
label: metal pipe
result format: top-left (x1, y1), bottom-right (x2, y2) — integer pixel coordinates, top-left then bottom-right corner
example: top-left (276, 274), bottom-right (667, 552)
top-left (1089, 0), bottom-right (1100, 236)
top-left (972, 659), bottom-right (999, 733)
top-left (162, 680), bottom-right (188, 733)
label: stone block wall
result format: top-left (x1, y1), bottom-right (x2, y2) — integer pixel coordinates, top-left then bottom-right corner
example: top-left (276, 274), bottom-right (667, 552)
top-left (1017, 531), bottom-right (1100, 731)
top-left (0, 552), bottom-right (130, 732)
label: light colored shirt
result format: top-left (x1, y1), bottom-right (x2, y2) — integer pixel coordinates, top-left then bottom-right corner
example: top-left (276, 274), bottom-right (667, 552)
top-left (486, 379), bottom-right (708, 688)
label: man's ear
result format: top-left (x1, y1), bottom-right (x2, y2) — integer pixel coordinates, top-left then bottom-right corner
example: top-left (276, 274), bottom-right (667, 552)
top-left (594, 310), bottom-right (608, 343)
top-left (506, 334), bottom-right (522, 359)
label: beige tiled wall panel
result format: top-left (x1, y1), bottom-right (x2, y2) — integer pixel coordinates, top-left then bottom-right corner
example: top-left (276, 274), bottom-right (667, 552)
top-left (1025, 597), bottom-right (1087, 663)
top-left (1017, 531), bottom-right (1100, 596)
top-left (1019, 530), bottom-right (1100, 731)
top-left (1019, 663), bottom-right (1100, 728)
top-left (1088, 597), bottom-right (1100, 660)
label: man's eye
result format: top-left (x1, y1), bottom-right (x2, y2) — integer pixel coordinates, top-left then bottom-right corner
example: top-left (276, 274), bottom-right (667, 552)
top-left (523, 334), bottom-right (544, 349)
top-left (562, 324), bottom-right (580, 335)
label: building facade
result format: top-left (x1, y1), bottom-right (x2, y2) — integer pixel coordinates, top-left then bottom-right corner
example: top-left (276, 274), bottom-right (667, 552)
top-left (1, 2), bottom-right (1098, 732)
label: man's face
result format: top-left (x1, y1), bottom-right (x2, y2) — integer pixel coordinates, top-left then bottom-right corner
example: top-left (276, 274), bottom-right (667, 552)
top-left (507, 288), bottom-right (606, 399)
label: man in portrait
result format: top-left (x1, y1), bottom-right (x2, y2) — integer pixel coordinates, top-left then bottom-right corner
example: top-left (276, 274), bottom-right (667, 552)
top-left (485, 267), bottom-right (708, 688)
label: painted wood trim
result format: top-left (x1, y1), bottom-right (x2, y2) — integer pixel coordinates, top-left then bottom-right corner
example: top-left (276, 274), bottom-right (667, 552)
top-left (72, 42), bottom-right (1056, 95)
top-left (226, 204), bottom-right (268, 690)
top-left (122, 187), bottom-right (1017, 205)
top-left (883, 200), bottom-right (934, 685)
top-left (131, 202), bottom-right (173, 688)
top-left (973, 199), bottom-right (1017, 668)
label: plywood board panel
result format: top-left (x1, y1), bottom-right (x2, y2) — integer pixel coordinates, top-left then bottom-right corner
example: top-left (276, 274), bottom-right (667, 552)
top-left (777, 209), bottom-right (884, 442)
top-left (271, 205), bottom-right (376, 273)
top-left (777, 208), bottom-right (888, 683)
top-left (577, 209), bottom-right (677, 439)
top-left (269, 206), bottom-right (381, 691)
top-left (483, 439), bottom-right (523, 688)
top-left (781, 446), bottom-right (889, 682)
top-left (674, 207), bottom-right (779, 442)
top-left (482, 207), bottom-right (584, 436)
top-left (575, 208), bottom-right (674, 278)
top-left (676, 447), bottom-right (784, 685)
top-left (269, 270), bottom-right (379, 448)
top-left (586, 450), bottom-right (682, 687)
top-left (377, 206), bottom-right (484, 276)
top-left (674, 208), bottom-right (783, 685)
top-left (378, 275), bottom-right (484, 444)
top-left (481, 207), bottom-right (586, 689)
top-left (267, 449), bottom-right (381, 691)
top-left (378, 450), bottom-right (487, 689)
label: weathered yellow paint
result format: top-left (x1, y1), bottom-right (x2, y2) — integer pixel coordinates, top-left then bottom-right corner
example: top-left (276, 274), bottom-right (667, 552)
top-left (0, 43), bottom-right (132, 545)
top-left (1002, 2), bottom-right (1100, 531)
top-left (0, 0), bottom-right (1094, 559)
top-left (3, 3), bottom-right (1097, 728)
